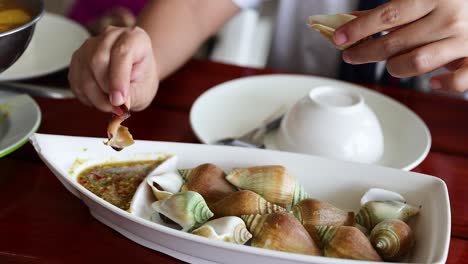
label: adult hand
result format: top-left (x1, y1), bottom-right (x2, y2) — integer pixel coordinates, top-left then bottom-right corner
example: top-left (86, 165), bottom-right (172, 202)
top-left (69, 26), bottom-right (158, 113)
top-left (334, 0), bottom-right (468, 93)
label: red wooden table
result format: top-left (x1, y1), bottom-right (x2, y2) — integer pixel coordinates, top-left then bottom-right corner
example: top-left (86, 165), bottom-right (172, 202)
top-left (1, 59), bottom-right (467, 263)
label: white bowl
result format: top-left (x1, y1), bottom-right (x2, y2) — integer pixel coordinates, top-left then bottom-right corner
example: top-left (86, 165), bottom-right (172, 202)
top-left (276, 86), bottom-right (384, 164)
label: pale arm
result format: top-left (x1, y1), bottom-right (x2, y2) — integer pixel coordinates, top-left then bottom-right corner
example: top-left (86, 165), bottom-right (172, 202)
top-left (138, 0), bottom-right (240, 79)
top-left (69, 0), bottom-right (239, 112)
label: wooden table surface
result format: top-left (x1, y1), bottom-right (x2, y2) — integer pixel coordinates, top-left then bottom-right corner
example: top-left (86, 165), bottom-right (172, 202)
top-left (1, 59), bottom-right (467, 263)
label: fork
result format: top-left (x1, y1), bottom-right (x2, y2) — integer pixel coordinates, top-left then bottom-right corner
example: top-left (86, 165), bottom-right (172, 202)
top-left (214, 112), bottom-right (285, 148)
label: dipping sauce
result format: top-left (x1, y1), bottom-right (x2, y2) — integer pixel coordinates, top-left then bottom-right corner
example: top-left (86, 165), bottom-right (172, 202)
top-left (0, 1), bottom-right (32, 33)
top-left (77, 160), bottom-right (164, 210)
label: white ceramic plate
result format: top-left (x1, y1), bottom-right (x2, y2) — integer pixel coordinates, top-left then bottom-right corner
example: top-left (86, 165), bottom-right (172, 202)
top-left (190, 75), bottom-right (431, 171)
top-left (31, 133), bottom-right (450, 264)
top-left (0, 12), bottom-right (90, 81)
top-left (0, 91), bottom-right (41, 157)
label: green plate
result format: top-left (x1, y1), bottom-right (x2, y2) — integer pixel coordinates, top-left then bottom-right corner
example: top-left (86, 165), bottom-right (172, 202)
top-left (0, 91), bottom-right (41, 158)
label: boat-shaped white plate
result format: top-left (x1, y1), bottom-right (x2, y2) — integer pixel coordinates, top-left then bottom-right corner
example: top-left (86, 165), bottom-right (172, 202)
top-left (190, 74), bottom-right (431, 171)
top-left (30, 133), bottom-right (450, 264)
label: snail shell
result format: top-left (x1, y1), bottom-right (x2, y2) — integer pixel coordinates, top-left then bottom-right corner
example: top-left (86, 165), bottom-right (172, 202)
top-left (151, 191), bottom-right (214, 232)
top-left (356, 200), bottom-right (420, 230)
top-left (145, 156), bottom-right (182, 201)
top-left (242, 212), bottom-right (321, 256)
top-left (354, 223), bottom-right (370, 237)
top-left (210, 190), bottom-right (286, 218)
top-left (292, 198), bottom-right (355, 248)
top-left (146, 172), bottom-right (184, 201)
top-left (191, 216), bottom-right (252, 245)
top-left (178, 163), bottom-right (237, 206)
top-left (225, 165), bottom-right (309, 209)
top-left (370, 219), bottom-right (414, 261)
top-left (360, 188), bottom-right (406, 206)
top-left (316, 225), bottom-right (382, 261)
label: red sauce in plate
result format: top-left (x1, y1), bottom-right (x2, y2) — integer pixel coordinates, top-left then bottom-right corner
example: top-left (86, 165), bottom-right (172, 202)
top-left (77, 160), bottom-right (164, 210)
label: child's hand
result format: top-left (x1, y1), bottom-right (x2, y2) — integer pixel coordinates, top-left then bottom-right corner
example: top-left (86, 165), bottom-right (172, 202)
top-left (68, 26), bottom-right (159, 113)
top-left (336, 0), bottom-right (468, 92)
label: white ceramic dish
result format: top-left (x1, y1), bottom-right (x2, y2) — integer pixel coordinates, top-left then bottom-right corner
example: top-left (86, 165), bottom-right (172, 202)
top-left (190, 74), bottom-right (431, 171)
top-left (276, 86), bottom-right (384, 164)
top-left (31, 133), bottom-right (450, 264)
top-left (0, 13), bottom-right (90, 81)
top-left (0, 91), bottom-right (41, 157)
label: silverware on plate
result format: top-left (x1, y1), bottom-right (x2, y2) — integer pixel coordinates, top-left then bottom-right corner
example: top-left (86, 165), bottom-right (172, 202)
top-left (214, 112), bottom-right (284, 148)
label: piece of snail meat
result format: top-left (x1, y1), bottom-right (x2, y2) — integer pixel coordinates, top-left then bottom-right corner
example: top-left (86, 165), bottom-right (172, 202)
top-left (104, 105), bottom-right (134, 151)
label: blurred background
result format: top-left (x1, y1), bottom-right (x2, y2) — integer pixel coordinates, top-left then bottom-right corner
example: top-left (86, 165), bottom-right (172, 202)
top-left (43, 0), bottom-right (277, 69)
top-left (21, 0), bottom-right (464, 99)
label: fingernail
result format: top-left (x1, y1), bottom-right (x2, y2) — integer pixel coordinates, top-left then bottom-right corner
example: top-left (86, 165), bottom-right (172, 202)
top-left (110, 91), bottom-right (125, 106)
top-left (334, 30), bottom-right (348, 46)
top-left (343, 52), bottom-right (353, 64)
top-left (430, 79), bottom-right (442, 90)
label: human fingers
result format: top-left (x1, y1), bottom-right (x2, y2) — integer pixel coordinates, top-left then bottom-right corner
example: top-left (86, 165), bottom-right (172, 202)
top-left (87, 26), bottom-right (126, 95)
top-left (127, 60), bottom-right (158, 112)
top-left (69, 45), bottom-right (93, 107)
top-left (334, 0), bottom-right (436, 47)
top-left (71, 79), bottom-right (93, 107)
top-left (349, 10), bottom-right (369, 17)
top-left (80, 66), bottom-right (114, 112)
top-left (349, 9), bottom-right (403, 32)
top-left (108, 27), bottom-right (153, 108)
top-left (343, 13), bottom-right (442, 64)
top-left (70, 78), bottom-right (93, 107)
top-left (386, 37), bottom-right (466, 78)
top-left (431, 67), bottom-right (468, 93)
